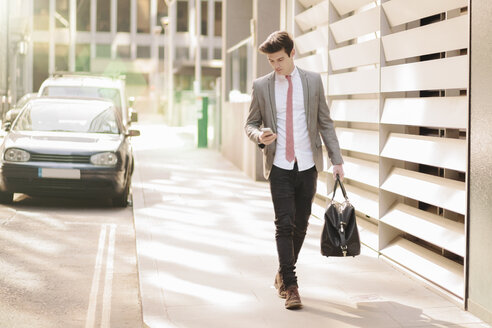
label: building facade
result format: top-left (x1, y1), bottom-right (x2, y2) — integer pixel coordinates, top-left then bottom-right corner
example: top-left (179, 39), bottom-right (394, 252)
top-left (220, 0), bottom-right (492, 324)
top-left (1, 0), bottom-right (222, 122)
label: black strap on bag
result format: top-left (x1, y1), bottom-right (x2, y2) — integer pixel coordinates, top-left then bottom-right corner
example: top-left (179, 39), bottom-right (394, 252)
top-left (332, 175), bottom-right (349, 256)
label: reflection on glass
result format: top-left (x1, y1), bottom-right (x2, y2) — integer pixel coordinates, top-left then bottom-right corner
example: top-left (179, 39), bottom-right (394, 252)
top-left (14, 102), bottom-right (119, 134)
top-left (177, 1), bottom-right (188, 32)
top-left (77, 0), bottom-right (91, 31)
top-left (201, 0), bottom-right (207, 35)
top-left (55, 44), bottom-right (69, 71)
top-left (56, 0), bottom-right (70, 28)
top-left (97, 0), bottom-right (111, 32)
top-left (137, 0), bottom-right (150, 33)
top-left (214, 2), bottom-right (222, 36)
top-left (118, 0), bottom-right (131, 32)
top-left (34, 0), bottom-right (49, 30)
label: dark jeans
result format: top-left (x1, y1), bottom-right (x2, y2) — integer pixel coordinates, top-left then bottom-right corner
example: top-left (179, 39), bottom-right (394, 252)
top-left (269, 163), bottom-right (318, 288)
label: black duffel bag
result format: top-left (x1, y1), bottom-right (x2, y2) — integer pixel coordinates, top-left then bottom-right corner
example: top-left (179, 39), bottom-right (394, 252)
top-left (321, 175), bottom-right (361, 257)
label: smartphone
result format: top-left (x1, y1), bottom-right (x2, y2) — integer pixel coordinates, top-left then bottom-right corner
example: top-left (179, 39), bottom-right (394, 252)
top-left (261, 127), bottom-right (272, 133)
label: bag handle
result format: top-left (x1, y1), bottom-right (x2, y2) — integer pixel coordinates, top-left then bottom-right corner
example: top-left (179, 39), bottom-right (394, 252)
top-left (331, 174), bottom-right (349, 202)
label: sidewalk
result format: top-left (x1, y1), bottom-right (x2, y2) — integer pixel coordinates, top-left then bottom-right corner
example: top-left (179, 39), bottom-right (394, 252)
top-left (131, 116), bottom-right (489, 328)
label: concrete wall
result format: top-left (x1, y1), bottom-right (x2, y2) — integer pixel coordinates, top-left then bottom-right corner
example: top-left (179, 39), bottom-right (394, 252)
top-left (467, 0), bottom-right (492, 325)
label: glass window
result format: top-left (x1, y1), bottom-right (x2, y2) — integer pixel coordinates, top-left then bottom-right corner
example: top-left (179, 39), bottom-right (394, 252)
top-left (201, 1), bottom-right (207, 35)
top-left (77, 0), bottom-right (91, 31)
top-left (137, 0), bottom-right (150, 33)
top-left (117, 45), bottom-right (131, 58)
top-left (56, 0), bottom-right (70, 28)
top-left (34, 0), bottom-right (49, 30)
top-left (137, 46), bottom-right (151, 58)
top-left (55, 44), bottom-right (69, 71)
top-left (96, 44), bottom-right (111, 58)
top-left (175, 47), bottom-right (189, 60)
top-left (177, 1), bottom-right (188, 32)
top-left (33, 43), bottom-right (49, 91)
top-left (14, 101), bottom-right (119, 134)
top-left (201, 47), bottom-right (208, 60)
top-left (76, 44), bottom-right (91, 71)
top-left (117, 0), bottom-right (131, 32)
top-left (157, 1), bottom-right (168, 34)
top-left (213, 48), bottom-right (221, 60)
top-left (97, 0), bottom-right (111, 32)
top-left (214, 1), bottom-right (222, 36)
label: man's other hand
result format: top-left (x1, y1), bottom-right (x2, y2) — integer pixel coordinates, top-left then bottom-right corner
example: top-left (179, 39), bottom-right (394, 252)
top-left (332, 164), bottom-right (344, 181)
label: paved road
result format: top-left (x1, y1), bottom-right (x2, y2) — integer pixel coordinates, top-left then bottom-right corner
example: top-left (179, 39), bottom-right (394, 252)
top-left (0, 194), bottom-right (142, 328)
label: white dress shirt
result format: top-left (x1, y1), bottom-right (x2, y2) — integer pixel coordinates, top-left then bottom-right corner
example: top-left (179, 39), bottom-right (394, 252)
top-left (273, 66), bottom-right (315, 171)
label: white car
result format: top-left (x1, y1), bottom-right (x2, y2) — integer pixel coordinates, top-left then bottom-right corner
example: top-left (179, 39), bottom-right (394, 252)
top-left (38, 73), bottom-right (137, 127)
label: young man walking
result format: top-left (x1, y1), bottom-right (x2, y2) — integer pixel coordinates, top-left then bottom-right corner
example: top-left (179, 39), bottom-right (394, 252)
top-left (244, 31), bottom-right (344, 309)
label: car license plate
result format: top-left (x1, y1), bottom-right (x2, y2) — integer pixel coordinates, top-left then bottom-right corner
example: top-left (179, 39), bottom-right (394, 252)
top-left (39, 168), bottom-right (81, 179)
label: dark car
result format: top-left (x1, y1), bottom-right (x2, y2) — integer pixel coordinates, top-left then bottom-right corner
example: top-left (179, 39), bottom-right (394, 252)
top-left (0, 97), bottom-right (140, 207)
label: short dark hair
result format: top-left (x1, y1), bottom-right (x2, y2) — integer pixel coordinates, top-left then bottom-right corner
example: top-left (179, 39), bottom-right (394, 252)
top-left (259, 31), bottom-right (294, 57)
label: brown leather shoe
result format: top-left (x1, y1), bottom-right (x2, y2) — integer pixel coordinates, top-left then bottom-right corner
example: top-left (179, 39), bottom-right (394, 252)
top-left (285, 285), bottom-right (302, 309)
top-left (274, 272), bottom-right (287, 299)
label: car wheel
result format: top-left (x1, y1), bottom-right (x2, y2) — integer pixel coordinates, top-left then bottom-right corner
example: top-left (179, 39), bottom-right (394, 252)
top-left (112, 175), bottom-right (130, 207)
top-left (0, 191), bottom-right (14, 204)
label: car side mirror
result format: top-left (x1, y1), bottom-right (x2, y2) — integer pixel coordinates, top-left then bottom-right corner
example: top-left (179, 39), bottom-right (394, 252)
top-left (127, 129), bottom-right (140, 137)
top-left (3, 122), bottom-right (11, 132)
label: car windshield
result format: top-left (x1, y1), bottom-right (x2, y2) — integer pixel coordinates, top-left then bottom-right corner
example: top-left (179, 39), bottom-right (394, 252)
top-left (42, 86), bottom-right (122, 109)
top-left (13, 102), bottom-right (120, 134)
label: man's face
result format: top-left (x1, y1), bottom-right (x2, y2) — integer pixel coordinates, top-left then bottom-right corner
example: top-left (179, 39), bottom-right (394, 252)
top-left (266, 48), bottom-right (295, 76)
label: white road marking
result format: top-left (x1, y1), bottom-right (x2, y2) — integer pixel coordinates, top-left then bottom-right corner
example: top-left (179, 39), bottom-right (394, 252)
top-left (101, 224), bottom-right (116, 328)
top-left (85, 225), bottom-right (107, 328)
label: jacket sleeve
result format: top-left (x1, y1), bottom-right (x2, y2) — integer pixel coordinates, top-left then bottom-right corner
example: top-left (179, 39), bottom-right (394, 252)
top-left (244, 82), bottom-right (263, 144)
top-left (317, 74), bottom-right (344, 165)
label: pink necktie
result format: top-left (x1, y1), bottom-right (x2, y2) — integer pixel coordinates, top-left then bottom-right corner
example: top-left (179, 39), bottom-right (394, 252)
top-left (285, 75), bottom-right (294, 162)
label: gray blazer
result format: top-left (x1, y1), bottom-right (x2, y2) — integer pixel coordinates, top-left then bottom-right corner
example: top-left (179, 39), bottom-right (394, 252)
top-left (244, 67), bottom-right (343, 180)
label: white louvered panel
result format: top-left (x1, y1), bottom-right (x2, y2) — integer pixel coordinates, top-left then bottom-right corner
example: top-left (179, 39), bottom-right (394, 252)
top-left (299, 0), bottom-right (325, 9)
top-left (329, 69), bottom-right (379, 95)
top-left (296, 53), bottom-right (327, 73)
top-left (331, 0), bottom-right (375, 16)
top-left (382, 0), bottom-right (468, 27)
top-left (381, 133), bottom-right (467, 172)
top-left (331, 99), bottom-right (379, 123)
top-left (381, 97), bottom-right (467, 129)
top-left (295, 0), bottom-right (329, 32)
top-left (327, 156), bottom-right (379, 188)
top-left (381, 237), bottom-right (464, 298)
top-left (357, 217), bottom-right (379, 251)
top-left (330, 39), bottom-right (380, 71)
top-left (382, 15), bottom-right (468, 62)
top-left (381, 203), bottom-right (465, 257)
top-left (381, 55), bottom-right (468, 92)
top-left (381, 167), bottom-right (466, 215)
top-left (329, 183), bottom-right (379, 219)
top-left (330, 6), bottom-right (380, 44)
top-left (336, 127), bottom-right (379, 155)
top-left (296, 25), bottom-right (329, 55)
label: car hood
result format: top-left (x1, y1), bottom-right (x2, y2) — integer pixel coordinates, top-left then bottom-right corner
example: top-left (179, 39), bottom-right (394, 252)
top-left (3, 131), bottom-right (123, 154)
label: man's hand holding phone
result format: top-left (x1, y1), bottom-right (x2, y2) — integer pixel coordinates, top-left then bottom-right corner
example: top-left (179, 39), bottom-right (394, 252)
top-left (259, 127), bottom-right (277, 145)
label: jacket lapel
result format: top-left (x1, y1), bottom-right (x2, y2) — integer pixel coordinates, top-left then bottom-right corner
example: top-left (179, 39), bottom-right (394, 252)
top-left (267, 72), bottom-right (277, 128)
top-left (298, 68), bottom-right (310, 126)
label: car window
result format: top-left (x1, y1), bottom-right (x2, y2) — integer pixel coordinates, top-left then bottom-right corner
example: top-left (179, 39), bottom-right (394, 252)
top-left (41, 86), bottom-right (122, 109)
top-left (13, 102), bottom-right (120, 134)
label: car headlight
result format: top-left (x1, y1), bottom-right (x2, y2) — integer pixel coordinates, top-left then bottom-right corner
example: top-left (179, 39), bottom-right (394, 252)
top-left (4, 148), bottom-right (30, 162)
top-left (90, 152), bottom-right (118, 166)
